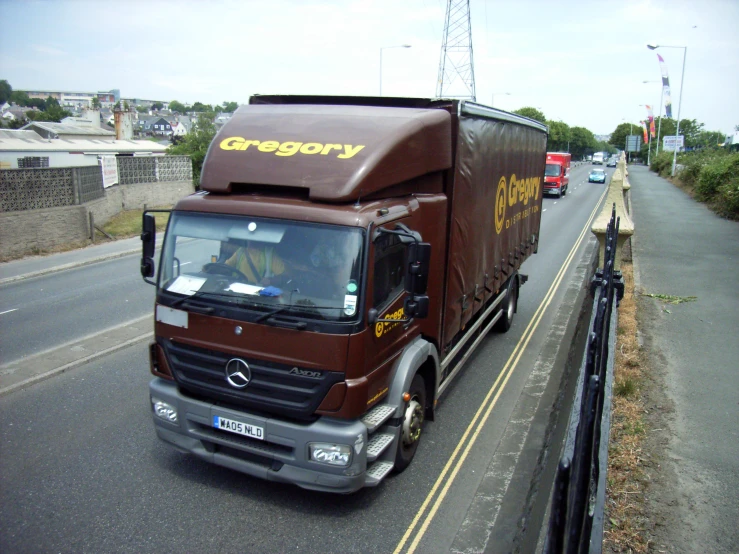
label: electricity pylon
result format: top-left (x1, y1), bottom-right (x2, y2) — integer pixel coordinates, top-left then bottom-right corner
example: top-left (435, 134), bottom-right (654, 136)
top-left (436, 0), bottom-right (476, 101)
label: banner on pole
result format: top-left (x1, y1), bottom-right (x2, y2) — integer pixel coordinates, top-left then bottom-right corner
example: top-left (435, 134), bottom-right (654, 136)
top-left (646, 105), bottom-right (656, 138)
top-left (657, 54), bottom-right (673, 118)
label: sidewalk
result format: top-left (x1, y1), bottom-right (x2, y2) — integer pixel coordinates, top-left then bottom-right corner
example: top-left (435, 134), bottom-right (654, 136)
top-left (628, 165), bottom-right (739, 552)
top-left (0, 236), bottom-right (142, 284)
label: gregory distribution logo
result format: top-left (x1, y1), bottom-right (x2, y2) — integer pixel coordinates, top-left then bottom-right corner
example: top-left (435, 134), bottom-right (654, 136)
top-left (495, 174), bottom-right (541, 234)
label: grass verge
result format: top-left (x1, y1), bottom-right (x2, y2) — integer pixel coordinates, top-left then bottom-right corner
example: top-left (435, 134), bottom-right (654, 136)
top-left (0, 207), bottom-right (171, 263)
top-left (102, 207), bottom-right (170, 239)
top-left (603, 262), bottom-right (650, 553)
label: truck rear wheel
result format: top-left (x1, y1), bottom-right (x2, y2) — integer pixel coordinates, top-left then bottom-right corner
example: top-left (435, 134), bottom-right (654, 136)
top-left (495, 276), bottom-right (518, 333)
top-left (394, 373), bottom-right (426, 472)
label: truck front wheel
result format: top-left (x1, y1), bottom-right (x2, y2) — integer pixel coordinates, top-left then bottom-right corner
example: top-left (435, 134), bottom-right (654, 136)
top-left (394, 373), bottom-right (426, 472)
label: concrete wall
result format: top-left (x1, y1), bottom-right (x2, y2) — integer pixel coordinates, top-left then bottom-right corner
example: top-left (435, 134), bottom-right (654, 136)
top-left (0, 205), bottom-right (89, 258)
top-left (0, 180), bottom-right (194, 259)
top-left (85, 180), bottom-right (193, 226)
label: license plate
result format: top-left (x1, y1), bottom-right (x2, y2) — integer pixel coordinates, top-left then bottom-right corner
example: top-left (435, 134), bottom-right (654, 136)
top-left (213, 416), bottom-right (264, 440)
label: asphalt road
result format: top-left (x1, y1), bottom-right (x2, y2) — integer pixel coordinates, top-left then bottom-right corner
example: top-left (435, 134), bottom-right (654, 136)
top-left (0, 163), bottom-right (614, 553)
top-left (0, 249), bottom-right (154, 365)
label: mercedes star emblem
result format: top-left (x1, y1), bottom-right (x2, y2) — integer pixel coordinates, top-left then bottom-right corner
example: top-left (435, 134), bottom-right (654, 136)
top-left (225, 358), bottom-right (251, 389)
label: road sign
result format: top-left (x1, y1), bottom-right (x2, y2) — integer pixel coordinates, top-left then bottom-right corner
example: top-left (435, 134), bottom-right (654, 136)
top-left (625, 135), bottom-right (641, 152)
top-left (662, 135), bottom-right (685, 152)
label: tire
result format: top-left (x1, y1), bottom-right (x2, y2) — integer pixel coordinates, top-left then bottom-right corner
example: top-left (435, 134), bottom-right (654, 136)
top-left (394, 373), bottom-right (426, 472)
top-left (495, 276), bottom-right (518, 333)
top-left (562, 185), bottom-right (567, 197)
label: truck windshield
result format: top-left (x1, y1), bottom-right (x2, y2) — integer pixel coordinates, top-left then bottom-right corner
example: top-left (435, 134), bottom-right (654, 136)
top-left (545, 164), bottom-right (561, 177)
top-left (158, 212), bottom-right (364, 322)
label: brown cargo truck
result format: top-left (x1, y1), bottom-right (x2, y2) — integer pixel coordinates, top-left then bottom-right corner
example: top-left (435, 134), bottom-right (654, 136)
top-left (141, 95), bottom-right (547, 493)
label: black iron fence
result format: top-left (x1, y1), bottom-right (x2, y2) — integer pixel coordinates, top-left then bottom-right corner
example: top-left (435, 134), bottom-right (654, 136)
top-left (545, 205), bottom-right (624, 553)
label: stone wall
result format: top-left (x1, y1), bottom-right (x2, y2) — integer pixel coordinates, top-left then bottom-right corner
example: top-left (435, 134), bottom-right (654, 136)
top-left (0, 205), bottom-right (89, 258)
top-left (0, 180), bottom-right (194, 259)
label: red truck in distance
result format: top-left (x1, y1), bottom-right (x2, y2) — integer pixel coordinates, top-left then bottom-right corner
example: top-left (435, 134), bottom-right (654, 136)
top-left (543, 152), bottom-right (571, 198)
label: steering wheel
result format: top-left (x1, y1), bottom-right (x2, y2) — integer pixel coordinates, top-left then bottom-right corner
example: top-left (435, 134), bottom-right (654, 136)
top-left (202, 262), bottom-right (249, 281)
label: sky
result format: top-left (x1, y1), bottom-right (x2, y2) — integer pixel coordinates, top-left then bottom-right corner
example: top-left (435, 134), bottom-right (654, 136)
top-left (1, 0), bottom-right (738, 136)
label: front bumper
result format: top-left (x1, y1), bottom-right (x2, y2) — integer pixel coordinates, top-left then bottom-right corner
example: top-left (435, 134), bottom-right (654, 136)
top-left (150, 378), bottom-right (369, 493)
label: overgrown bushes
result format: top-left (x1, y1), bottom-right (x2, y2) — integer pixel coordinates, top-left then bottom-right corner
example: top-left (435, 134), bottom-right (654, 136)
top-left (650, 148), bottom-right (739, 219)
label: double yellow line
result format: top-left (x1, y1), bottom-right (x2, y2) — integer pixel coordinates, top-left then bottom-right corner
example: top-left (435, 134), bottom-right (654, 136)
top-left (394, 189), bottom-right (608, 554)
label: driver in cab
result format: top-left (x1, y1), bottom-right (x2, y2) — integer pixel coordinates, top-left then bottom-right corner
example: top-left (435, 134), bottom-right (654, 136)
top-left (224, 242), bottom-right (286, 286)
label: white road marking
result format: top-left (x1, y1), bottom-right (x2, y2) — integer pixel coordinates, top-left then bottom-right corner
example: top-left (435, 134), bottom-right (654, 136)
top-left (543, 209), bottom-right (547, 212)
top-left (553, 202), bottom-right (558, 205)
top-left (180, 261), bottom-right (192, 266)
top-left (0, 309), bottom-right (18, 316)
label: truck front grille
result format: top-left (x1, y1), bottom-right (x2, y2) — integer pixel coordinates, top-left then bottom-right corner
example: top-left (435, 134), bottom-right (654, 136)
top-left (161, 339), bottom-right (344, 421)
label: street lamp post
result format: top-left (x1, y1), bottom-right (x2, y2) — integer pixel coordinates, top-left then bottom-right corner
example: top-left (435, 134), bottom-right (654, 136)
top-left (647, 44), bottom-right (687, 176)
top-left (491, 92), bottom-right (510, 107)
top-left (379, 44), bottom-right (411, 96)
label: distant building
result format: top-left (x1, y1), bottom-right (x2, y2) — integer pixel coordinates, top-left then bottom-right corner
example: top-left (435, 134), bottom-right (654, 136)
top-left (21, 121), bottom-right (116, 141)
top-left (135, 116), bottom-right (173, 137)
top-left (0, 129), bottom-right (167, 169)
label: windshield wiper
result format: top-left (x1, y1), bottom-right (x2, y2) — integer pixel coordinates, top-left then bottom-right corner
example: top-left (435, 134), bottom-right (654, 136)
top-left (254, 304), bottom-right (348, 324)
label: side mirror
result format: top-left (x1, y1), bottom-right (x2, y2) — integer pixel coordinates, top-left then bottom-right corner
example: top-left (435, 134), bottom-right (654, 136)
top-left (141, 213), bottom-right (156, 280)
top-left (404, 295), bottom-right (429, 319)
top-left (404, 242), bottom-right (431, 295)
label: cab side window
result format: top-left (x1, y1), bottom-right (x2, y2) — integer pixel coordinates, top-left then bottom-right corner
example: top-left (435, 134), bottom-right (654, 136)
top-left (373, 233), bottom-right (406, 309)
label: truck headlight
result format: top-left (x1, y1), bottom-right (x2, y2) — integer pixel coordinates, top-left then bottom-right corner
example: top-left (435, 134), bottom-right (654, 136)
top-left (151, 397), bottom-right (178, 423)
top-left (308, 443), bottom-right (352, 467)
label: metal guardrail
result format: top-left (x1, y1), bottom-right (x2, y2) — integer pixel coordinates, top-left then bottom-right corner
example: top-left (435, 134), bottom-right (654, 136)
top-left (545, 205), bottom-right (624, 554)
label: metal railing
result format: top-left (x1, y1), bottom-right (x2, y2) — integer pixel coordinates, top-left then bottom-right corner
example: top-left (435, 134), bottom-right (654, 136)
top-left (545, 205), bottom-right (624, 553)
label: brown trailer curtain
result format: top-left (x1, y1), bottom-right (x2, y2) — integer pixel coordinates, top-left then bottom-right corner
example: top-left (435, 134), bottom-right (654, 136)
top-left (441, 114), bottom-right (547, 351)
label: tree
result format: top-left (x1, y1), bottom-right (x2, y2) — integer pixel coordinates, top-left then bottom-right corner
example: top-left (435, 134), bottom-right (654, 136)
top-left (123, 101), bottom-right (130, 111)
top-left (9, 90), bottom-right (31, 106)
top-left (0, 80), bottom-right (11, 104)
top-left (191, 102), bottom-right (213, 113)
top-left (546, 120), bottom-right (571, 152)
top-left (694, 130), bottom-right (725, 148)
top-left (513, 106), bottom-right (546, 124)
top-left (28, 98), bottom-right (46, 110)
top-left (91, 96), bottom-right (101, 109)
top-left (136, 105), bottom-right (148, 113)
top-left (151, 101), bottom-right (163, 111)
top-left (167, 110), bottom-right (217, 186)
top-left (23, 96), bottom-right (71, 122)
top-left (169, 100), bottom-right (187, 114)
top-left (222, 101), bottom-right (238, 113)
top-left (569, 126), bottom-right (597, 158)
top-left (609, 122), bottom-right (640, 150)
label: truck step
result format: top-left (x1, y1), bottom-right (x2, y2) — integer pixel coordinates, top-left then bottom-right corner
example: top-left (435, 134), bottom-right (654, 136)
top-left (361, 404), bottom-right (395, 434)
top-left (366, 433), bottom-right (395, 462)
top-left (365, 461), bottom-right (394, 486)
